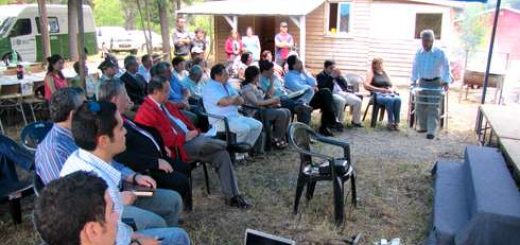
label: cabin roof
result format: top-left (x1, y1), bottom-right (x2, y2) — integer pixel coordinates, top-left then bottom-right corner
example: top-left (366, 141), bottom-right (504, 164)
top-left (177, 0), bottom-right (326, 16)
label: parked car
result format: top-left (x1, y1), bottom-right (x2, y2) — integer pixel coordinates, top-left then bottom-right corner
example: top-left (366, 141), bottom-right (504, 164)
top-left (97, 26), bottom-right (138, 54)
top-left (127, 30), bottom-right (171, 52)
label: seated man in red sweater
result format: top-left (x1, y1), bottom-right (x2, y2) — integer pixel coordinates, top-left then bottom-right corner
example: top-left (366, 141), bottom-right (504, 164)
top-left (134, 75), bottom-right (251, 209)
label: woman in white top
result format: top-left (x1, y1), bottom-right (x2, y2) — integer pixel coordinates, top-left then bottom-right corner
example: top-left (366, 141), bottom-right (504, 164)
top-left (242, 27), bottom-right (261, 62)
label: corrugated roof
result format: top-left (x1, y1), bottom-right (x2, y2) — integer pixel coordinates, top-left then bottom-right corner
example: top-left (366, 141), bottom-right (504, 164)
top-left (177, 0), bottom-right (326, 16)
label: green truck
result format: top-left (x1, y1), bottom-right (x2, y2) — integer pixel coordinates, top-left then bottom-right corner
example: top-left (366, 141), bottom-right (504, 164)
top-left (0, 4), bottom-right (97, 63)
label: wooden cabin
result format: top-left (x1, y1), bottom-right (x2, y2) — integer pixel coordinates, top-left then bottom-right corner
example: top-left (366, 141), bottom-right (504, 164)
top-left (179, 0), bottom-right (463, 82)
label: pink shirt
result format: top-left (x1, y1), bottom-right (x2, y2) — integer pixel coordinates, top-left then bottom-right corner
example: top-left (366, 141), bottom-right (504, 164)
top-left (44, 73), bottom-right (68, 101)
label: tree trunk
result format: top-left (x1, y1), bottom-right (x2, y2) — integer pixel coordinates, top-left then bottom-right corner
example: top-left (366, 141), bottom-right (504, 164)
top-left (68, 0), bottom-right (79, 61)
top-left (136, 0), bottom-right (152, 54)
top-left (158, 0), bottom-right (171, 61)
top-left (37, 0), bottom-right (51, 63)
top-left (77, 0), bottom-right (86, 88)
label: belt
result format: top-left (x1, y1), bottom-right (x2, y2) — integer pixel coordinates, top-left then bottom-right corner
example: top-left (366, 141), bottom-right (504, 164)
top-left (420, 77), bottom-right (440, 82)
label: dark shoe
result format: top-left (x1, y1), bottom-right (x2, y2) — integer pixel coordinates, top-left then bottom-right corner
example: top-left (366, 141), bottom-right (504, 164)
top-left (351, 122), bottom-right (364, 128)
top-left (426, 134), bottom-right (435, 139)
top-left (331, 122), bottom-right (344, 132)
top-left (226, 195), bottom-right (252, 209)
top-left (294, 104), bottom-right (313, 114)
top-left (417, 129), bottom-right (427, 133)
top-left (319, 126), bottom-right (334, 137)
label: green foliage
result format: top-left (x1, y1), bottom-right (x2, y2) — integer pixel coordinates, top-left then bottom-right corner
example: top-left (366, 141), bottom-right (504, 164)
top-left (459, 5), bottom-right (489, 51)
top-left (93, 0), bottom-right (125, 27)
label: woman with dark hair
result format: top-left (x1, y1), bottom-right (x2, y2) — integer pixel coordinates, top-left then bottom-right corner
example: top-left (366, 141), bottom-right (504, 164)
top-left (44, 54), bottom-right (68, 101)
top-left (241, 66), bottom-right (290, 149)
top-left (364, 57), bottom-right (401, 130)
top-left (261, 50), bottom-right (284, 77)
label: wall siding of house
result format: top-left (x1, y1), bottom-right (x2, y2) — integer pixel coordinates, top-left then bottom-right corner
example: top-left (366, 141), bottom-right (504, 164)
top-left (213, 0), bottom-right (454, 82)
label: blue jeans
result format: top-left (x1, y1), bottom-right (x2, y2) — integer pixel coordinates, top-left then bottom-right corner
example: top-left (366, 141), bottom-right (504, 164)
top-left (375, 93), bottom-right (401, 124)
top-left (138, 227), bottom-right (191, 245)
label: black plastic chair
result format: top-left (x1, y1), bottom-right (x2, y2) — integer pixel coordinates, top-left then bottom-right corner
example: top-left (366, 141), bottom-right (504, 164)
top-left (19, 121), bottom-right (53, 153)
top-left (288, 122), bottom-right (357, 226)
top-left (362, 93), bottom-right (385, 127)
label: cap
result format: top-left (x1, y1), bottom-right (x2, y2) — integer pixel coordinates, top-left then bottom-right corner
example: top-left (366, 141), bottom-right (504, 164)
top-left (97, 59), bottom-right (117, 70)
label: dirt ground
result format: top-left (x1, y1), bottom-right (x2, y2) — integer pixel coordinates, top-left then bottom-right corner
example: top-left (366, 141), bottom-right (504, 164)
top-left (0, 85), bottom-right (483, 245)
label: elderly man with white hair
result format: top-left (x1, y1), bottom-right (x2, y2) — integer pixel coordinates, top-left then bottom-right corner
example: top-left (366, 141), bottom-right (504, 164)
top-left (411, 29), bottom-right (451, 140)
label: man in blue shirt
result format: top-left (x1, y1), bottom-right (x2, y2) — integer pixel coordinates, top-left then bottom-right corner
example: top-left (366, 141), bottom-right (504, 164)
top-left (138, 54), bottom-right (153, 83)
top-left (411, 29), bottom-right (451, 139)
top-left (60, 101), bottom-right (189, 245)
top-left (284, 55), bottom-right (341, 136)
top-left (202, 64), bottom-right (263, 147)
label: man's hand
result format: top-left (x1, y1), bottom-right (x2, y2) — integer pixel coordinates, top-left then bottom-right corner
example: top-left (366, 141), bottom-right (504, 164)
top-left (158, 159), bottom-right (174, 173)
top-left (234, 96), bottom-right (244, 105)
top-left (132, 233), bottom-right (159, 245)
top-left (121, 191), bottom-right (137, 205)
top-left (185, 130), bottom-right (199, 142)
top-left (135, 174), bottom-right (156, 189)
top-left (164, 147), bottom-right (172, 157)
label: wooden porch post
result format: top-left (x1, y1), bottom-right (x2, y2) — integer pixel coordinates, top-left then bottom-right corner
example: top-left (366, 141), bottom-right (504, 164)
top-left (290, 15), bottom-right (306, 63)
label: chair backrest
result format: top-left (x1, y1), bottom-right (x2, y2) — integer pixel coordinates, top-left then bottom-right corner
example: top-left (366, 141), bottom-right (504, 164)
top-left (20, 121), bottom-right (53, 152)
top-left (288, 123), bottom-right (332, 169)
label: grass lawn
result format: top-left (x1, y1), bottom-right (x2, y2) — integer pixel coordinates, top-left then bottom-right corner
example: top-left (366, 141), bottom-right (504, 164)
top-left (0, 87), bottom-right (480, 244)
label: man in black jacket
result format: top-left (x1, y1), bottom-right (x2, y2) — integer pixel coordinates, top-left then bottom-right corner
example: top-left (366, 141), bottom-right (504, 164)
top-left (317, 60), bottom-right (363, 127)
top-left (97, 79), bottom-right (191, 209)
top-left (120, 55), bottom-right (147, 106)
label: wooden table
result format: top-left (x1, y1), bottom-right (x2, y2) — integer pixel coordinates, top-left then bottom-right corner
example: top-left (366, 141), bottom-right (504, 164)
top-left (499, 138), bottom-right (520, 180)
top-left (477, 104), bottom-right (520, 144)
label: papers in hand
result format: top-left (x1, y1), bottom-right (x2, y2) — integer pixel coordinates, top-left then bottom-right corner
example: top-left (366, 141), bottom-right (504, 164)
top-left (286, 89), bottom-right (306, 99)
top-left (122, 182), bottom-right (155, 197)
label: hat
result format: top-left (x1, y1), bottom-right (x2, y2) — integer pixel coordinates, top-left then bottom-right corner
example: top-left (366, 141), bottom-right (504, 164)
top-left (97, 59), bottom-right (117, 70)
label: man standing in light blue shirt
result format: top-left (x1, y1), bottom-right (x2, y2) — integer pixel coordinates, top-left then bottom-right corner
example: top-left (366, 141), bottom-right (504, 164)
top-left (60, 101), bottom-right (190, 245)
top-left (284, 55), bottom-right (341, 136)
top-left (138, 54), bottom-right (153, 83)
top-left (411, 29), bottom-right (451, 139)
top-left (202, 64), bottom-right (263, 147)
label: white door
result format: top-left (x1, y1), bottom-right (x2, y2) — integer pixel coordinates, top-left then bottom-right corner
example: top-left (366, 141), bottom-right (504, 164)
top-left (9, 18), bottom-right (36, 62)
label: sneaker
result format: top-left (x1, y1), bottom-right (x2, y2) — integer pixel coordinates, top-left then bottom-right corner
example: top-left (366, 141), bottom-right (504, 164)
top-left (426, 134), bottom-right (435, 139)
top-left (331, 122), bottom-right (344, 132)
top-left (226, 195), bottom-right (252, 209)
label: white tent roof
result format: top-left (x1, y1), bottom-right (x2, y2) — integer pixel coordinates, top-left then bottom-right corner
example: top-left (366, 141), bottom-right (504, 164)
top-left (177, 0), bottom-right (326, 16)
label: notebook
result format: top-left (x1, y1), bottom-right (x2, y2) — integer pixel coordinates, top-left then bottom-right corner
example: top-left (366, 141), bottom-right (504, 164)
top-left (244, 229), bottom-right (295, 245)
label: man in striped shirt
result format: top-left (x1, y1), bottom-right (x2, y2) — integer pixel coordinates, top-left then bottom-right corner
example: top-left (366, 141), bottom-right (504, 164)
top-left (411, 29), bottom-right (451, 139)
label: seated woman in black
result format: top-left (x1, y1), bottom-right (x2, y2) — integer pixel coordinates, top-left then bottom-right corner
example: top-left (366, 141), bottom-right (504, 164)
top-left (364, 57), bottom-right (402, 130)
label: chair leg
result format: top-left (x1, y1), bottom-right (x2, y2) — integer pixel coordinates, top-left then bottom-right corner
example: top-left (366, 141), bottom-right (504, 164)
top-left (202, 162), bottom-right (210, 195)
top-left (29, 103), bottom-right (37, 122)
top-left (333, 176), bottom-right (345, 226)
top-left (351, 173), bottom-right (357, 207)
top-left (370, 103), bottom-right (378, 127)
top-left (305, 181), bottom-right (317, 201)
top-left (293, 176), bottom-right (307, 215)
top-left (186, 171), bottom-right (193, 211)
top-left (18, 102), bottom-right (28, 126)
top-left (378, 107), bottom-right (385, 122)
top-left (9, 198), bottom-right (22, 224)
top-left (362, 103), bottom-right (371, 121)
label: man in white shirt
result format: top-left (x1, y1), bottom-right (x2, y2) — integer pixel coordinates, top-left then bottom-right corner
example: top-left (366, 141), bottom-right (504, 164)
top-left (60, 101), bottom-right (190, 245)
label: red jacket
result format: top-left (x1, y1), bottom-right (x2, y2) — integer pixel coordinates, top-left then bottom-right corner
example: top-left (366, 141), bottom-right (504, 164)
top-left (225, 37), bottom-right (243, 60)
top-left (134, 96), bottom-right (197, 161)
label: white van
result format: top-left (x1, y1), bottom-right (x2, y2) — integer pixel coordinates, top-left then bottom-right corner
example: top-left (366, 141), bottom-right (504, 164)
top-left (0, 4), bottom-right (97, 63)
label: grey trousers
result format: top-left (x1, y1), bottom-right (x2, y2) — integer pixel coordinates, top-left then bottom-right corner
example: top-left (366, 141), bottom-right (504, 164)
top-left (416, 79), bottom-right (443, 135)
top-left (184, 136), bottom-right (240, 198)
top-left (263, 108), bottom-right (291, 140)
top-left (122, 188), bottom-right (183, 229)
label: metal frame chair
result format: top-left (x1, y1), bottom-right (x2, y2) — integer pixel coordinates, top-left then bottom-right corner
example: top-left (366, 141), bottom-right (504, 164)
top-left (19, 121), bottom-right (53, 153)
top-left (288, 122), bottom-right (357, 226)
top-left (362, 93), bottom-right (385, 127)
top-left (408, 86), bottom-right (449, 130)
top-left (0, 83), bottom-right (29, 134)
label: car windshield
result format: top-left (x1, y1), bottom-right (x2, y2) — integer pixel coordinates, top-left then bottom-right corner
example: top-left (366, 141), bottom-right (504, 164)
top-left (0, 17), bottom-right (15, 37)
